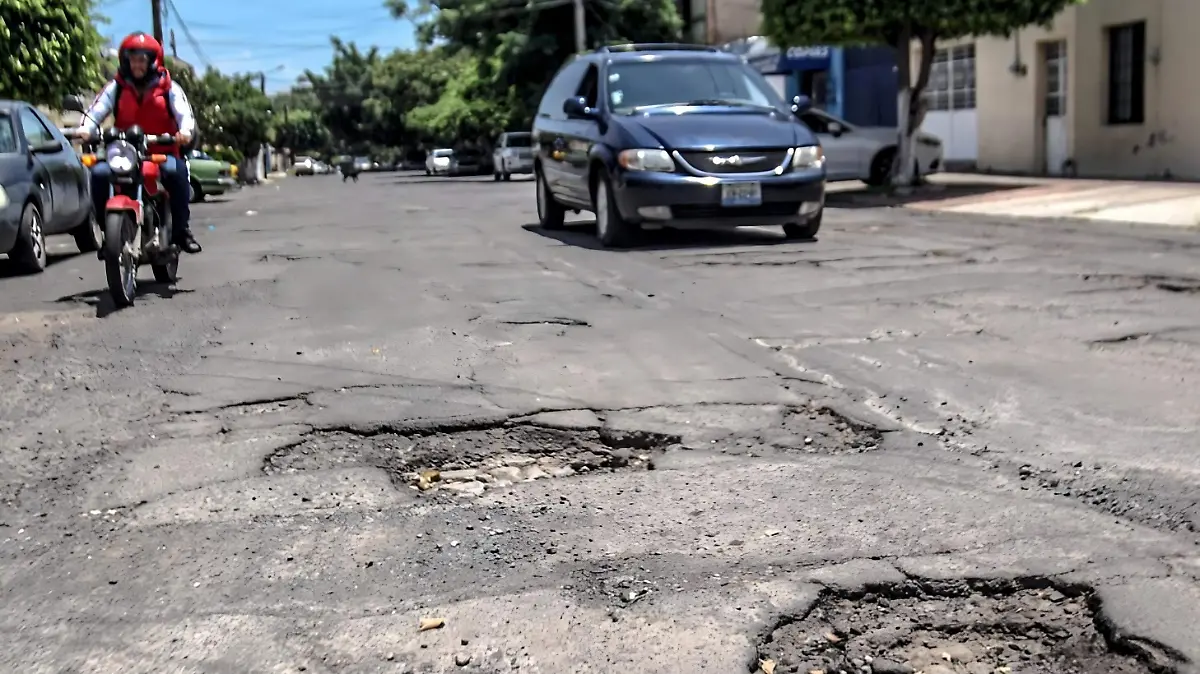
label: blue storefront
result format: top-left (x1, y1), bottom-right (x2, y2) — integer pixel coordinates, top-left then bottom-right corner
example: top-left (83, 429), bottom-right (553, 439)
top-left (736, 39), bottom-right (899, 128)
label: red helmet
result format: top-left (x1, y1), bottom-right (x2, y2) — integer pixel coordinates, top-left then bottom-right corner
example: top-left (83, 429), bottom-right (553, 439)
top-left (118, 32), bottom-right (164, 85)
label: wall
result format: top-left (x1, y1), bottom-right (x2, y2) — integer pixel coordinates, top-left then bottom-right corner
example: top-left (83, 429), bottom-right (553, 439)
top-left (707, 0), bottom-right (760, 44)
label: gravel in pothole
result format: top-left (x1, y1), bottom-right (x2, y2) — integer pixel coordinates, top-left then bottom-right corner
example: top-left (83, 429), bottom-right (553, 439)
top-left (721, 407), bottom-right (882, 456)
top-left (758, 585), bottom-right (1153, 674)
top-left (263, 424), bottom-right (676, 496)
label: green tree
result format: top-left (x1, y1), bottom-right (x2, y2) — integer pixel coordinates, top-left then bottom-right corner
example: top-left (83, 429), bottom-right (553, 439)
top-left (0, 0), bottom-right (105, 104)
top-left (761, 0), bottom-right (1086, 185)
top-left (303, 38), bottom-right (383, 151)
top-left (271, 108), bottom-right (331, 156)
top-left (385, 0), bottom-right (682, 137)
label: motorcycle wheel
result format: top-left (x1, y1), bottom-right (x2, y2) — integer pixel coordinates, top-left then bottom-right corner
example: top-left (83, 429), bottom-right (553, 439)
top-left (104, 212), bottom-right (137, 307)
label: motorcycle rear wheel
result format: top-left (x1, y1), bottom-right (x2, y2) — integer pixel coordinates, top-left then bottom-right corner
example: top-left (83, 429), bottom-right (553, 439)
top-left (104, 212), bottom-right (137, 307)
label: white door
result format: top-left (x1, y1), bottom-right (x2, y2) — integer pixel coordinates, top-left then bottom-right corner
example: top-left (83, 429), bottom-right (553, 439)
top-left (919, 44), bottom-right (978, 163)
top-left (1043, 41), bottom-right (1068, 175)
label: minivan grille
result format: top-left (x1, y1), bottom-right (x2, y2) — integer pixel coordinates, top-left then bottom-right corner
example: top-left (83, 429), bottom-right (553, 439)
top-left (677, 149), bottom-right (789, 174)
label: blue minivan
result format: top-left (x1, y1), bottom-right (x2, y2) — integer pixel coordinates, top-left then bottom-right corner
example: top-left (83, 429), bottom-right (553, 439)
top-left (531, 43), bottom-right (826, 248)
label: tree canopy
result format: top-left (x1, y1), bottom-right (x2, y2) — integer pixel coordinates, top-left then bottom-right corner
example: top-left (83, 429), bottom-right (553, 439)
top-left (1, 0), bottom-right (105, 104)
top-left (760, 0), bottom-right (1086, 182)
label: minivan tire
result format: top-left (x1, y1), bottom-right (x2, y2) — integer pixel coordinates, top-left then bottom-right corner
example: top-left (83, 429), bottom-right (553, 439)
top-left (593, 172), bottom-right (636, 248)
top-left (535, 166), bottom-right (566, 230)
top-left (783, 213), bottom-right (822, 240)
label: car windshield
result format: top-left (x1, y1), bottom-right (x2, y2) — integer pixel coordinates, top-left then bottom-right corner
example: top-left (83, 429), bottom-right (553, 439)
top-left (606, 59), bottom-right (783, 114)
top-left (505, 133), bottom-right (531, 147)
top-left (456, 150), bottom-right (481, 159)
top-left (432, 149), bottom-right (453, 157)
top-left (0, 114), bottom-right (18, 154)
top-left (296, 155), bottom-right (312, 163)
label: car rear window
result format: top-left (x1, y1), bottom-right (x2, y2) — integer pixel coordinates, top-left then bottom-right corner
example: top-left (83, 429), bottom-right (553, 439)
top-left (605, 59), bottom-right (781, 114)
top-left (432, 149), bottom-right (453, 157)
top-left (0, 114), bottom-right (16, 154)
top-left (505, 133), bottom-right (531, 147)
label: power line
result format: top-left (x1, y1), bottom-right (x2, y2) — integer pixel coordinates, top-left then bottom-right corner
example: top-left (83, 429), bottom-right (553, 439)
top-left (165, 0), bottom-right (212, 69)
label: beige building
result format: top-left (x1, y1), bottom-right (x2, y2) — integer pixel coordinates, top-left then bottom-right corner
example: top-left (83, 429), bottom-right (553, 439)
top-left (913, 0), bottom-right (1200, 179)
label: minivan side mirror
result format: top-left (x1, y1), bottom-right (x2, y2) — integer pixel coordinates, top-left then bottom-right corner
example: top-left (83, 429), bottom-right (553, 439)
top-left (563, 96), bottom-right (594, 119)
top-left (791, 95), bottom-right (812, 113)
top-left (61, 94), bottom-right (87, 113)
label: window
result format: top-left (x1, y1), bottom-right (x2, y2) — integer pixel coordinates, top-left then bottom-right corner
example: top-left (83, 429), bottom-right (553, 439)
top-left (504, 132), bottom-right (532, 147)
top-left (605, 59), bottom-right (782, 114)
top-left (923, 44), bottom-right (975, 111)
top-left (799, 111), bottom-right (831, 134)
top-left (537, 61), bottom-right (588, 119)
top-left (18, 107), bottom-right (54, 146)
top-left (1106, 21), bottom-right (1145, 125)
top-left (0, 114), bottom-right (16, 154)
top-left (577, 65), bottom-right (599, 108)
top-left (1044, 41), bottom-right (1067, 117)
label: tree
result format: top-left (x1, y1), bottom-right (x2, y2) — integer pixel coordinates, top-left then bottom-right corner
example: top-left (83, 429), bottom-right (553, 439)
top-left (271, 108), bottom-right (331, 156)
top-left (303, 38), bottom-right (383, 151)
top-left (386, 0), bottom-right (682, 136)
top-left (760, 0), bottom-right (1086, 185)
top-left (1, 0), bottom-right (104, 104)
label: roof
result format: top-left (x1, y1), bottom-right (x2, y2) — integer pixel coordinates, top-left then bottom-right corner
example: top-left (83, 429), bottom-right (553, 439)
top-left (0, 100), bottom-right (20, 111)
top-left (584, 43), bottom-right (738, 63)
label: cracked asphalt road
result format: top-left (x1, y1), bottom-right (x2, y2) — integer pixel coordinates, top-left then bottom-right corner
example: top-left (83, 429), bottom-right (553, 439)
top-left (1, 172), bottom-right (1198, 673)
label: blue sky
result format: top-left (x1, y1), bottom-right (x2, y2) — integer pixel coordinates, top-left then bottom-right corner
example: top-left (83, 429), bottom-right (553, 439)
top-left (95, 0), bottom-right (417, 92)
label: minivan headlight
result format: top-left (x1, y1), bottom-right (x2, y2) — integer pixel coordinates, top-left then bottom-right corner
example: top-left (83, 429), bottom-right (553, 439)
top-left (792, 145), bottom-right (824, 169)
top-left (617, 149), bottom-right (675, 172)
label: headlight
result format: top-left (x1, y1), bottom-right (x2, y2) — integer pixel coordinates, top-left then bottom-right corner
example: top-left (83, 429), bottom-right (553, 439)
top-left (792, 145), bottom-right (824, 169)
top-left (0, 185), bottom-right (8, 209)
top-left (106, 141), bottom-right (138, 174)
top-left (617, 149), bottom-right (675, 172)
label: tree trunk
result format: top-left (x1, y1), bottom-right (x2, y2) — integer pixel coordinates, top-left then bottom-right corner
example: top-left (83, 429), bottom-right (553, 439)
top-left (891, 28), bottom-right (937, 187)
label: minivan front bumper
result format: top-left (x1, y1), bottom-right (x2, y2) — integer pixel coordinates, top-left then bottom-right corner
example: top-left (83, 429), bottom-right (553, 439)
top-left (612, 168), bottom-right (825, 229)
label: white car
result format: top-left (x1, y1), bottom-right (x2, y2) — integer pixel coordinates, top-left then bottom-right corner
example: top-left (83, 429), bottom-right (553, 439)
top-left (492, 131), bottom-right (534, 181)
top-left (796, 108), bottom-right (943, 185)
top-left (425, 148), bottom-right (453, 176)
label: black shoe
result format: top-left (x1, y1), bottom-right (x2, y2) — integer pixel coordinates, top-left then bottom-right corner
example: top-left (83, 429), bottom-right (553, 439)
top-left (175, 232), bottom-right (202, 254)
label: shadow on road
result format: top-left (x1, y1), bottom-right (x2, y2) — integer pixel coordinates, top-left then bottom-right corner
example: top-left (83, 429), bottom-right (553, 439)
top-left (522, 222), bottom-right (806, 252)
top-left (55, 283), bottom-right (193, 318)
top-left (0, 252), bottom-right (85, 279)
top-left (392, 175), bottom-right (525, 186)
top-left (825, 180), bottom-right (1032, 210)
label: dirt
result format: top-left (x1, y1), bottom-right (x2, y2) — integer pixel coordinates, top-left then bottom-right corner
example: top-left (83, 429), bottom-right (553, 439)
top-left (757, 581), bottom-right (1158, 674)
top-left (263, 424), bottom-right (680, 497)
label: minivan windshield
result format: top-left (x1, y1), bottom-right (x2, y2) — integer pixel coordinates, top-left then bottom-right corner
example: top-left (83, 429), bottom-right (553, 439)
top-left (605, 59), bottom-right (784, 114)
top-left (505, 133), bottom-right (531, 147)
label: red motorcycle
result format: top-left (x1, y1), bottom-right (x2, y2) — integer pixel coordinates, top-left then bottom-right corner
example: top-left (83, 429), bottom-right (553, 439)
top-left (63, 97), bottom-right (181, 308)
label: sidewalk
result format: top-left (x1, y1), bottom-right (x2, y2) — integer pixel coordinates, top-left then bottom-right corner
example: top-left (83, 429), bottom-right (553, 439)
top-left (828, 173), bottom-right (1200, 227)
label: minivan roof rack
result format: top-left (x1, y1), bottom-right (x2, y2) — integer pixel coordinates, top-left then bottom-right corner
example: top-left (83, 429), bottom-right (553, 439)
top-left (597, 43), bottom-right (721, 53)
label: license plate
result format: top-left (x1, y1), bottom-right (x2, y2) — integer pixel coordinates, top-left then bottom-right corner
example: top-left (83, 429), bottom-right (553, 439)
top-left (720, 182), bottom-right (762, 207)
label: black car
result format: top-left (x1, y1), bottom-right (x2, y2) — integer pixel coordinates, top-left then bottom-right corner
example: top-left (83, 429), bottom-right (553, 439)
top-left (531, 43), bottom-right (826, 248)
top-left (0, 100), bottom-right (98, 273)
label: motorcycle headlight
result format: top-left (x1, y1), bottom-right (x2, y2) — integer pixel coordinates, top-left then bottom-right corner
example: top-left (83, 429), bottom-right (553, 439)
top-left (106, 141), bottom-right (139, 174)
top-left (792, 145), bottom-right (824, 169)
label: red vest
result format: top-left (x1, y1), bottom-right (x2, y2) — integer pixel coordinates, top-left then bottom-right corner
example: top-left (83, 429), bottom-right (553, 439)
top-left (113, 70), bottom-right (180, 156)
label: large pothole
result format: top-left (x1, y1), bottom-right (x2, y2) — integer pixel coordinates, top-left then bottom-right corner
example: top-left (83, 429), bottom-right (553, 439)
top-left (264, 424), bottom-right (680, 497)
top-left (756, 580), bottom-right (1162, 674)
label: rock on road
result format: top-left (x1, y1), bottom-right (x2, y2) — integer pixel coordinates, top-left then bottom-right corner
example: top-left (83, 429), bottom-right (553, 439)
top-left (1, 172), bottom-right (1198, 673)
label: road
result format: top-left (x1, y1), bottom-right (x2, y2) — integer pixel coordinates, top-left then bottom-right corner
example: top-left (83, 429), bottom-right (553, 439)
top-left (2, 172), bottom-right (1198, 674)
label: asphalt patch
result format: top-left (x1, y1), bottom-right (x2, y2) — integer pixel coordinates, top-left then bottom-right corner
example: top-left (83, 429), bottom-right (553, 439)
top-left (756, 579), bottom-right (1168, 674)
top-left (263, 423), bottom-right (681, 497)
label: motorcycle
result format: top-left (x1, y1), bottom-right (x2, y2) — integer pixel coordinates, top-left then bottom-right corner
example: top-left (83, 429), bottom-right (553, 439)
top-left (63, 96), bottom-right (180, 307)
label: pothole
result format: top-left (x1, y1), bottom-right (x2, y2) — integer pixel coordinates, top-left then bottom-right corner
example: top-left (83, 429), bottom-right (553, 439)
top-left (719, 407), bottom-right (883, 456)
top-left (756, 580), bottom-right (1165, 674)
top-left (263, 423), bottom-right (680, 497)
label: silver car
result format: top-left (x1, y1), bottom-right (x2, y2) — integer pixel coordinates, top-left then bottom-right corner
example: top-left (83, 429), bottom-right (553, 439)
top-left (425, 149), bottom-right (453, 175)
top-left (492, 131), bottom-right (534, 181)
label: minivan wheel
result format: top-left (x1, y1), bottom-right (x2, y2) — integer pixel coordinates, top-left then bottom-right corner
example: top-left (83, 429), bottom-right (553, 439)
top-left (11, 202), bottom-right (48, 273)
top-left (593, 173), bottom-right (636, 248)
top-left (783, 212), bottom-right (822, 240)
top-left (535, 166), bottom-right (566, 230)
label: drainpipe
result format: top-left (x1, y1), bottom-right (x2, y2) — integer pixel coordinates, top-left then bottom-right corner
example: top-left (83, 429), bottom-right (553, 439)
top-left (829, 47), bottom-right (845, 118)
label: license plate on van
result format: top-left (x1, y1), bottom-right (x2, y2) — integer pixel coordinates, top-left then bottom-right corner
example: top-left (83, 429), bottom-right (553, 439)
top-left (721, 182), bottom-right (762, 207)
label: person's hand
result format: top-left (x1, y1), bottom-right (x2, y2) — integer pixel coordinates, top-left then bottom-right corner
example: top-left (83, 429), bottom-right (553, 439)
top-left (176, 130), bottom-right (193, 145)
top-left (73, 127), bottom-right (91, 140)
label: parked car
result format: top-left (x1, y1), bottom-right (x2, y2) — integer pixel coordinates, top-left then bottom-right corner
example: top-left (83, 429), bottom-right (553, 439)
top-left (795, 108), bottom-right (943, 185)
top-left (0, 100), bottom-right (98, 272)
top-left (187, 149), bottom-right (239, 202)
top-left (531, 43), bottom-right (825, 248)
top-left (426, 148), bottom-right (453, 175)
top-left (493, 131), bottom-right (534, 180)
top-left (293, 155), bottom-right (316, 176)
top-left (353, 156), bottom-right (372, 172)
top-left (448, 148), bottom-right (489, 176)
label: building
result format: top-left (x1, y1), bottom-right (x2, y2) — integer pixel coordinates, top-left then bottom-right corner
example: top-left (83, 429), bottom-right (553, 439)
top-left (913, 0), bottom-right (1200, 179)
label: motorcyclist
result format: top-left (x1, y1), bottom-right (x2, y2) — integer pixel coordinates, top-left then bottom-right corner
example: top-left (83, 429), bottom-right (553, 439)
top-left (75, 32), bottom-right (202, 254)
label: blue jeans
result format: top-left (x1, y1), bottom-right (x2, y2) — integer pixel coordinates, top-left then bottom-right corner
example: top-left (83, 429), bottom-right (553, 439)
top-left (90, 155), bottom-right (191, 239)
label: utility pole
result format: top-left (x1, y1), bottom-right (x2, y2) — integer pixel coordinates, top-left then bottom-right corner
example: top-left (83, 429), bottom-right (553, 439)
top-left (169, 29), bottom-right (178, 58)
top-left (151, 0), bottom-right (164, 43)
top-left (573, 0), bottom-right (586, 52)
top-left (260, 73), bottom-right (266, 94)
